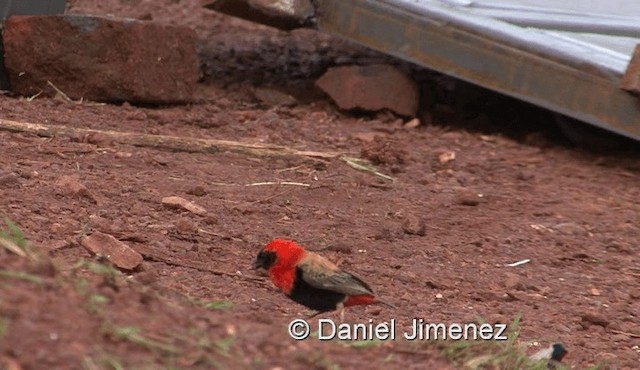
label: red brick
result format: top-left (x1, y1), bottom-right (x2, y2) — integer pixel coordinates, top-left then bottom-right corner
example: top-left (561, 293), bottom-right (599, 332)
top-left (3, 15), bottom-right (200, 104)
top-left (316, 64), bottom-right (419, 117)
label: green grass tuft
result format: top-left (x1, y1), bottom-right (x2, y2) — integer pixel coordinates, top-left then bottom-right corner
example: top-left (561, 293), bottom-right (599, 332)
top-left (399, 312), bottom-right (570, 370)
top-left (0, 218), bottom-right (38, 259)
top-left (202, 300), bottom-right (234, 310)
top-left (347, 338), bottom-right (386, 348)
top-left (87, 294), bottom-right (111, 313)
top-left (102, 324), bottom-right (179, 355)
top-left (0, 218), bottom-right (28, 249)
top-left (0, 317), bottom-right (9, 339)
top-left (0, 269), bottom-right (44, 284)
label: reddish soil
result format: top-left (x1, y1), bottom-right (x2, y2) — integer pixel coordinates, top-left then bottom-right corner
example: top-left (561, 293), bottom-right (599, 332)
top-left (1, 1), bottom-right (640, 369)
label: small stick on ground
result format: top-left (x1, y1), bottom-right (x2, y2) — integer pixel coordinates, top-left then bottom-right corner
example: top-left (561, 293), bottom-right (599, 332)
top-left (0, 118), bottom-right (347, 159)
top-left (340, 156), bottom-right (394, 181)
top-left (610, 329), bottom-right (640, 338)
top-left (247, 181), bottom-right (310, 187)
top-left (47, 80), bottom-right (73, 102)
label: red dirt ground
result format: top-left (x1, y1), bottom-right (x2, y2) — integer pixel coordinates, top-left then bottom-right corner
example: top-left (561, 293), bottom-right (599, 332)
top-left (1, 1), bottom-right (639, 369)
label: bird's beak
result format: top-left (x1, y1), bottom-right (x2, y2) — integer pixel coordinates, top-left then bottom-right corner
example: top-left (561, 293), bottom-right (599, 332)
top-left (253, 260), bottom-right (261, 270)
top-left (253, 250), bottom-right (275, 271)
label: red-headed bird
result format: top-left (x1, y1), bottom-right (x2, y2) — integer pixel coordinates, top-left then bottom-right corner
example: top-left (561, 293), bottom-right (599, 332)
top-left (253, 238), bottom-right (394, 317)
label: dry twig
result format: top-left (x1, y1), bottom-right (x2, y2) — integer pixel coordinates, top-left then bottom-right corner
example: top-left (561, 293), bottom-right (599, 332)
top-left (0, 118), bottom-right (346, 159)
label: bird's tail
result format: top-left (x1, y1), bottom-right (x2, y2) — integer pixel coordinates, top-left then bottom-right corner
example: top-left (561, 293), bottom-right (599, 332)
top-left (376, 298), bottom-right (397, 309)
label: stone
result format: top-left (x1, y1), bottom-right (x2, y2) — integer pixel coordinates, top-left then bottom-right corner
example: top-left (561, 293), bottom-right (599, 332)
top-left (186, 186), bottom-right (208, 197)
top-left (580, 312), bottom-right (609, 329)
top-left (438, 151), bottom-right (456, 165)
top-left (253, 87), bottom-right (297, 107)
top-left (0, 173), bottom-right (20, 188)
top-left (403, 118), bottom-right (421, 129)
top-left (453, 187), bottom-right (482, 206)
top-left (316, 64), bottom-right (419, 116)
top-left (80, 231), bottom-right (143, 270)
top-left (552, 222), bottom-right (587, 236)
top-left (402, 214), bottom-right (427, 236)
top-left (502, 272), bottom-right (526, 290)
top-left (162, 196), bottom-right (207, 215)
top-left (174, 218), bottom-right (199, 234)
top-left (3, 15), bottom-right (200, 104)
top-left (54, 175), bottom-right (96, 203)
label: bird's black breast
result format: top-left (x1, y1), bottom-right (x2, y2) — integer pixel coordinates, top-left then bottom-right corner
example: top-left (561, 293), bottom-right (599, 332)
top-left (288, 267), bottom-right (345, 312)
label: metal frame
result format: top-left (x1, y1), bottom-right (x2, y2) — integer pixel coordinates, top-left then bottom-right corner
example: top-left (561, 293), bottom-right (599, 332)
top-left (0, 0), bottom-right (65, 20)
top-left (314, 0), bottom-right (640, 140)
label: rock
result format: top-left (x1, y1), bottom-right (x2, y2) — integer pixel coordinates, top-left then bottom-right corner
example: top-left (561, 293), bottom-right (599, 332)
top-left (552, 222), bottom-right (587, 236)
top-left (54, 174), bottom-right (96, 202)
top-left (253, 87), bottom-right (297, 107)
top-left (403, 118), bottom-right (421, 129)
top-left (152, 155), bottom-right (170, 166)
top-left (45, 239), bottom-right (71, 252)
top-left (0, 355), bottom-right (22, 370)
top-left (162, 196), bottom-right (207, 215)
top-left (453, 188), bottom-right (482, 206)
top-left (80, 231), bottom-right (143, 270)
top-left (502, 272), bottom-right (526, 290)
top-left (402, 214), bottom-right (426, 236)
top-left (88, 214), bottom-right (115, 234)
top-left (438, 151), bottom-right (456, 165)
top-left (473, 291), bottom-right (501, 302)
top-left (351, 132), bottom-right (384, 143)
top-left (186, 185), bottom-right (208, 197)
top-left (204, 0), bottom-right (313, 30)
top-left (3, 15), bottom-right (199, 104)
top-left (115, 152), bottom-right (133, 159)
top-left (0, 173), bottom-right (20, 187)
top-left (84, 132), bottom-right (114, 147)
top-left (324, 244), bottom-right (353, 254)
top-left (316, 64), bottom-right (419, 117)
top-left (580, 313), bottom-right (609, 329)
top-left (174, 218), bottom-right (199, 234)
top-left (515, 170), bottom-right (535, 181)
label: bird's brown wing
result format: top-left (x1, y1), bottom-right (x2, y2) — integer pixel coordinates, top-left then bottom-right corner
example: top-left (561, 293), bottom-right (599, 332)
top-left (298, 253), bottom-right (374, 296)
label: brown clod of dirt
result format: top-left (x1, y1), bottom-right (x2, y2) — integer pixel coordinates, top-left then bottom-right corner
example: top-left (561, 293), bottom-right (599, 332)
top-left (80, 231), bottom-right (143, 270)
top-left (360, 136), bottom-right (409, 169)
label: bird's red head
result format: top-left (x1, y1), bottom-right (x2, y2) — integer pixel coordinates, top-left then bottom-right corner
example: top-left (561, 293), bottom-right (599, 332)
top-left (253, 238), bottom-right (305, 271)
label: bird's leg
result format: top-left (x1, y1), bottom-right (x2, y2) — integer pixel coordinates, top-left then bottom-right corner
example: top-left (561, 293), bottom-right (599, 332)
top-left (337, 302), bottom-right (345, 323)
top-left (307, 311), bottom-right (320, 319)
